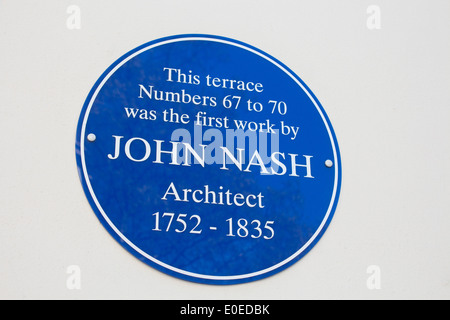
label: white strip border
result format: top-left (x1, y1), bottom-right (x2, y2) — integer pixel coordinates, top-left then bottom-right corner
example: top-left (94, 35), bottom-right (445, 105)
top-left (80, 36), bottom-right (340, 281)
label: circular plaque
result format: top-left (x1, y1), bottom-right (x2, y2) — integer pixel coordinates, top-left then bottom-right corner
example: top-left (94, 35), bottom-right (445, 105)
top-left (75, 34), bottom-right (342, 284)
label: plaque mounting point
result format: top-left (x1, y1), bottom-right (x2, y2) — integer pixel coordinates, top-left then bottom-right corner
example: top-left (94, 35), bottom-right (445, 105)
top-left (87, 133), bottom-right (96, 142)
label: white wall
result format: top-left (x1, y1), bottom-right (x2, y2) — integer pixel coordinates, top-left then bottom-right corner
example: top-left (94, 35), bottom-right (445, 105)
top-left (1, 0), bottom-right (449, 299)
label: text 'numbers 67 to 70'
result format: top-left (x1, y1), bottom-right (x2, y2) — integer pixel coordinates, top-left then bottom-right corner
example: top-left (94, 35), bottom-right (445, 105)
top-left (152, 212), bottom-right (274, 240)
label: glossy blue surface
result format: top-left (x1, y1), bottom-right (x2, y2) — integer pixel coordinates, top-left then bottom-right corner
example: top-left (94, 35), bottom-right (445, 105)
top-left (75, 34), bottom-right (341, 284)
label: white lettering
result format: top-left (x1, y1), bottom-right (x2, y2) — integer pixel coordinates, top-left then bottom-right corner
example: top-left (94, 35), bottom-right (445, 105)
top-left (106, 135), bottom-right (313, 178)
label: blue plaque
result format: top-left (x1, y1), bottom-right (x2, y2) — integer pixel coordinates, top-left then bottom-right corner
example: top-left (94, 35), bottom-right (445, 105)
top-left (75, 34), bottom-right (342, 284)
